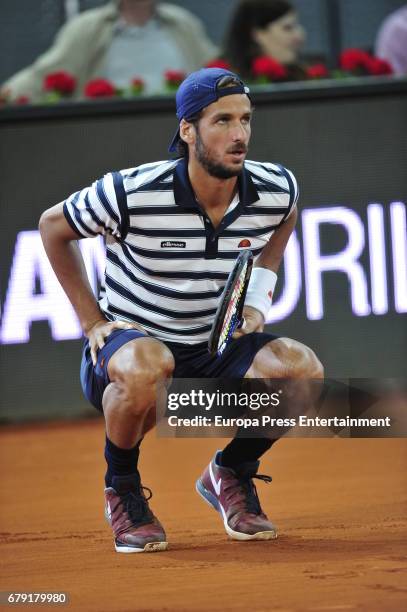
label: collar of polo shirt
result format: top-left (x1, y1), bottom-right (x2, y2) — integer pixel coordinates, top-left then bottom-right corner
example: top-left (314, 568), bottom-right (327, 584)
top-left (173, 158), bottom-right (259, 210)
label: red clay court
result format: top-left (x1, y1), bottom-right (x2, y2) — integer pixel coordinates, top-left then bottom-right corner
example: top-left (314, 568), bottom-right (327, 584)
top-left (1, 419), bottom-right (406, 611)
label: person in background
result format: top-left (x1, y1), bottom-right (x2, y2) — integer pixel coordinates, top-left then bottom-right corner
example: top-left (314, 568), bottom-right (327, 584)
top-left (375, 4), bottom-right (407, 76)
top-left (1, 0), bottom-right (217, 101)
top-left (223, 0), bottom-right (306, 81)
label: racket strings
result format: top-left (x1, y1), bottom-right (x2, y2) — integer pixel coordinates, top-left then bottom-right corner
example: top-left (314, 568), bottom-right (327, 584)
top-left (218, 263), bottom-right (248, 350)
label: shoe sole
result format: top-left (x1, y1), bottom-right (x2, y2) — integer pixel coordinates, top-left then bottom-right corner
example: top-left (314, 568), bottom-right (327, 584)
top-left (196, 479), bottom-right (278, 541)
top-left (115, 541), bottom-right (168, 553)
top-left (106, 509), bottom-right (168, 553)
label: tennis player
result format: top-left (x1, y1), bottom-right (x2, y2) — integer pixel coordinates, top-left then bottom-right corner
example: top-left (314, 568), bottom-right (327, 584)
top-left (39, 68), bottom-right (323, 553)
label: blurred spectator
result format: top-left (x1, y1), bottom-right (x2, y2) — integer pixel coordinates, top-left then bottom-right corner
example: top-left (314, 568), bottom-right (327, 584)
top-left (222, 0), bottom-right (306, 81)
top-left (1, 0), bottom-right (217, 101)
top-left (375, 4), bottom-right (407, 76)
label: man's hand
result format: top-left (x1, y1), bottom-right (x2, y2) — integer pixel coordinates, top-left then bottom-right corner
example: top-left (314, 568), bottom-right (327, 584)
top-left (86, 319), bottom-right (146, 365)
top-left (232, 305), bottom-right (265, 339)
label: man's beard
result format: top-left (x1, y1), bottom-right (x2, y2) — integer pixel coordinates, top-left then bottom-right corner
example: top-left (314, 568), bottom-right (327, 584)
top-left (195, 130), bottom-right (246, 179)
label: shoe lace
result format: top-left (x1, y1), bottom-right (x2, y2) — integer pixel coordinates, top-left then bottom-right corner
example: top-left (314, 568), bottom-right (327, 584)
top-left (226, 473), bottom-right (272, 515)
top-left (113, 486), bottom-right (154, 526)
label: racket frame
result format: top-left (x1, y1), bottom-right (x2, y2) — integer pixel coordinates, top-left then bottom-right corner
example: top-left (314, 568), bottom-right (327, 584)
top-left (208, 249), bottom-right (253, 356)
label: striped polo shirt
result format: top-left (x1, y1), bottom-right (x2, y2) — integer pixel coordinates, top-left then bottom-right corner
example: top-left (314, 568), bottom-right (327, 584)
top-left (63, 157), bottom-right (298, 344)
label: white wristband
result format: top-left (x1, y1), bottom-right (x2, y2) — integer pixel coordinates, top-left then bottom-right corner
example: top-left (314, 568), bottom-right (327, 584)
top-left (245, 267), bottom-right (278, 320)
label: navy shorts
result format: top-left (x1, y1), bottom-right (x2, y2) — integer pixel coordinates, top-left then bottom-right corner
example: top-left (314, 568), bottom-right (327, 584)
top-left (80, 329), bottom-right (278, 412)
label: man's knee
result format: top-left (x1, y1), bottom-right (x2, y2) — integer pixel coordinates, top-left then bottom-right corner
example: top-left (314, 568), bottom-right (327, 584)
top-left (252, 337), bottom-right (324, 379)
top-left (297, 344), bottom-right (324, 379)
top-left (279, 338), bottom-right (324, 379)
top-left (107, 337), bottom-right (175, 408)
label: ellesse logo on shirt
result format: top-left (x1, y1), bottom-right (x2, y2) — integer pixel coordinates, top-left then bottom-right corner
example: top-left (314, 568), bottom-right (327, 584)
top-left (238, 239), bottom-right (251, 248)
top-left (161, 241), bottom-right (186, 248)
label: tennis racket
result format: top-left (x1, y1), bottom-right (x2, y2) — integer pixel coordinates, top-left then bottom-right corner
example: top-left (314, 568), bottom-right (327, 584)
top-left (208, 250), bottom-right (253, 357)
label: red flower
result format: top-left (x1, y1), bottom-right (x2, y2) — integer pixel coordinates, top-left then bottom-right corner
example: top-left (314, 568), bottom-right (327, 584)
top-left (365, 56), bottom-right (393, 76)
top-left (43, 71), bottom-right (76, 95)
top-left (132, 78), bottom-right (144, 88)
top-left (131, 77), bottom-right (144, 93)
top-left (252, 56), bottom-right (287, 80)
top-left (306, 63), bottom-right (329, 79)
top-left (84, 78), bottom-right (117, 98)
top-left (205, 58), bottom-right (231, 70)
top-left (339, 48), bottom-right (371, 73)
top-left (164, 70), bottom-right (186, 85)
top-left (15, 95), bottom-right (30, 105)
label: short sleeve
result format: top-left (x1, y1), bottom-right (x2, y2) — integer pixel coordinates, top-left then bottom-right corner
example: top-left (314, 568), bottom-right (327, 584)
top-left (279, 166), bottom-right (299, 220)
top-left (63, 171), bottom-right (126, 238)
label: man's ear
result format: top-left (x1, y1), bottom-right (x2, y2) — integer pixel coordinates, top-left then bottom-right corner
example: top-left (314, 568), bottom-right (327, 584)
top-left (179, 118), bottom-right (196, 145)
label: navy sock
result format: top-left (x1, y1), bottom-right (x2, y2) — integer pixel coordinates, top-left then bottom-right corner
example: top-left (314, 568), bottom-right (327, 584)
top-left (104, 436), bottom-right (142, 487)
top-left (220, 437), bottom-right (276, 469)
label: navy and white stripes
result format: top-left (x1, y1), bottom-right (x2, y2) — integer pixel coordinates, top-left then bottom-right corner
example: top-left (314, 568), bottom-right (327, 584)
top-left (63, 157), bottom-right (298, 343)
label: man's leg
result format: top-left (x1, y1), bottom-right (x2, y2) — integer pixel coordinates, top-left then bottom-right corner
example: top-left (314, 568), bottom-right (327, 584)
top-left (245, 336), bottom-right (324, 380)
top-left (197, 335), bottom-right (324, 540)
top-left (101, 335), bottom-right (174, 553)
top-left (220, 336), bottom-right (324, 467)
top-left (104, 336), bottom-right (174, 450)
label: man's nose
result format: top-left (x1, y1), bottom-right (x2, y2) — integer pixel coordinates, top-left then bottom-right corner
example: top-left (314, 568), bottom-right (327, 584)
top-left (231, 122), bottom-right (247, 141)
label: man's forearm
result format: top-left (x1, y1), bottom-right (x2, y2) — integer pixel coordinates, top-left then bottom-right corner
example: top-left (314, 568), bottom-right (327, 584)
top-left (40, 227), bottom-right (105, 334)
top-left (243, 208), bottom-right (297, 320)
